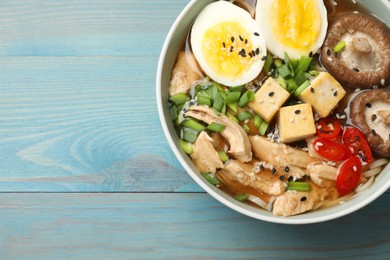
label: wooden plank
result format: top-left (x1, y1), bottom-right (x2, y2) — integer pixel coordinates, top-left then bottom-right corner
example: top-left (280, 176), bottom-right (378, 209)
top-left (0, 56), bottom-right (201, 192)
top-left (0, 0), bottom-right (188, 56)
top-left (0, 192), bottom-right (388, 259)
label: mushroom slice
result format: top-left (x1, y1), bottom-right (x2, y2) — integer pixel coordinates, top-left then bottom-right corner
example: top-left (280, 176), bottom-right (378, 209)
top-left (350, 89), bottom-right (390, 157)
top-left (169, 51), bottom-right (203, 96)
top-left (191, 131), bottom-right (224, 174)
top-left (321, 13), bottom-right (390, 89)
top-left (185, 106), bottom-right (252, 162)
top-left (249, 135), bottom-right (320, 178)
top-left (216, 160), bottom-right (285, 196)
top-left (272, 183), bottom-right (331, 217)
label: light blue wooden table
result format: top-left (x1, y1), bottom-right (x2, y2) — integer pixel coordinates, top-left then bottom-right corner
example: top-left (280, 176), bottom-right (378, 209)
top-left (0, 0), bottom-right (389, 259)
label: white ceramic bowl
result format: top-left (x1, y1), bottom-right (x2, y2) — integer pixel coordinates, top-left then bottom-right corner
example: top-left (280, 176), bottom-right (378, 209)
top-left (157, 0), bottom-right (390, 224)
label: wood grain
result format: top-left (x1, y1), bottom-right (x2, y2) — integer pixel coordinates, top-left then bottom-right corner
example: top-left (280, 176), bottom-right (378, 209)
top-left (0, 193), bottom-right (388, 259)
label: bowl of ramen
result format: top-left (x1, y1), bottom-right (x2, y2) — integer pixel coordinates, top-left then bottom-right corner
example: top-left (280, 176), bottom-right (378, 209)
top-left (156, 0), bottom-right (390, 224)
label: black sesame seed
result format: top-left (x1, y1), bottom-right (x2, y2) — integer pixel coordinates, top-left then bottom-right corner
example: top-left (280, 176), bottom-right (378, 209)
top-left (372, 129), bottom-right (377, 136)
top-left (320, 128), bottom-right (324, 133)
top-left (295, 110), bottom-right (301, 114)
top-left (334, 52), bottom-right (338, 58)
top-left (288, 176), bottom-right (293, 182)
top-left (366, 103), bottom-right (372, 108)
top-left (231, 37), bottom-right (235, 43)
top-left (254, 32), bottom-right (259, 36)
top-left (261, 56), bottom-right (267, 61)
top-left (239, 35), bottom-right (243, 41)
top-left (284, 166), bottom-right (290, 173)
top-left (355, 135), bottom-right (360, 141)
top-left (245, 39), bottom-right (248, 44)
top-left (256, 48), bottom-right (260, 55)
top-left (268, 92), bottom-right (275, 97)
top-left (222, 42), bottom-right (226, 48)
top-left (326, 49), bottom-right (331, 56)
top-left (371, 114), bottom-right (377, 121)
top-left (362, 156), bottom-right (367, 162)
top-left (300, 196), bottom-right (307, 202)
top-left (251, 50), bottom-right (256, 57)
top-left (353, 68), bottom-right (360, 72)
top-left (271, 168), bottom-right (276, 175)
top-left (279, 175), bottom-right (285, 181)
top-left (230, 46), bottom-right (234, 52)
top-left (260, 165), bottom-right (265, 171)
top-left (249, 52), bottom-right (253, 58)
top-left (333, 90), bottom-right (338, 97)
top-left (309, 51), bottom-right (313, 57)
top-left (310, 87), bottom-right (314, 93)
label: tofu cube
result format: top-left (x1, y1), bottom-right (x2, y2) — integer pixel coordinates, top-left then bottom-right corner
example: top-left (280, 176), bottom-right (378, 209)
top-left (278, 103), bottom-right (316, 143)
top-left (248, 78), bottom-right (290, 122)
top-left (298, 72), bottom-right (346, 118)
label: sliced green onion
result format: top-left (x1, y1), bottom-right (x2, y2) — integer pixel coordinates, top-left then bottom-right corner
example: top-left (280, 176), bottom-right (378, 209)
top-left (253, 115), bottom-right (263, 129)
top-left (259, 121), bottom-right (269, 135)
top-left (226, 91), bottom-right (241, 104)
top-left (277, 64), bottom-right (292, 78)
top-left (197, 95), bottom-right (211, 106)
top-left (274, 59), bottom-right (283, 68)
top-left (180, 139), bottom-right (193, 154)
top-left (334, 40), bottom-right (346, 52)
top-left (294, 80), bottom-right (311, 96)
top-left (183, 118), bottom-right (206, 132)
top-left (294, 69), bottom-right (307, 86)
top-left (207, 122), bottom-right (226, 133)
top-left (296, 55), bottom-right (312, 73)
top-left (284, 52), bottom-right (295, 76)
top-left (202, 172), bottom-right (221, 186)
top-left (169, 93), bottom-right (187, 106)
top-left (221, 103), bottom-right (227, 115)
top-left (234, 193), bottom-right (249, 202)
top-left (287, 181), bottom-right (311, 191)
top-left (237, 111), bottom-right (252, 122)
top-left (183, 127), bottom-right (198, 143)
top-left (242, 124), bottom-right (250, 133)
top-left (229, 85), bottom-right (243, 92)
top-left (169, 104), bottom-right (178, 121)
top-left (277, 75), bottom-right (287, 89)
top-left (212, 91), bottom-right (225, 112)
top-left (264, 55), bottom-right (274, 74)
top-left (227, 102), bottom-right (238, 113)
top-left (238, 90), bottom-right (255, 108)
top-left (219, 151), bottom-right (229, 163)
top-left (286, 78), bottom-right (298, 93)
top-left (227, 112), bottom-right (239, 123)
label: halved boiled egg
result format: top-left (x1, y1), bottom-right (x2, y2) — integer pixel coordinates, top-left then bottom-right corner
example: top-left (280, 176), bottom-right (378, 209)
top-left (256, 0), bottom-right (328, 59)
top-left (191, 1), bottom-right (267, 87)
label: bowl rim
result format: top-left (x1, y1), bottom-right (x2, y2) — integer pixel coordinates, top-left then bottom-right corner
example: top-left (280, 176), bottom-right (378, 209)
top-left (156, 0), bottom-right (390, 224)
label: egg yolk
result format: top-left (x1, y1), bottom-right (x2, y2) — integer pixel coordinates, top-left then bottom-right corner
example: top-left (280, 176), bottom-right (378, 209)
top-left (270, 0), bottom-right (320, 51)
top-left (201, 22), bottom-right (257, 80)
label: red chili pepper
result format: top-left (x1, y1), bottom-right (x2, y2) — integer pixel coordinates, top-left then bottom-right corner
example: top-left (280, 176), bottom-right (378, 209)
top-left (336, 156), bottom-right (362, 196)
top-left (342, 126), bottom-right (373, 164)
top-left (313, 138), bottom-right (352, 161)
top-left (316, 116), bottom-right (342, 139)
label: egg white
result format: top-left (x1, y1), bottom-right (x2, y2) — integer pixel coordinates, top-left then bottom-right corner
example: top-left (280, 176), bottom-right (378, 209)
top-left (191, 1), bottom-right (267, 87)
top-left (256, 0), bottom-right (328, 59)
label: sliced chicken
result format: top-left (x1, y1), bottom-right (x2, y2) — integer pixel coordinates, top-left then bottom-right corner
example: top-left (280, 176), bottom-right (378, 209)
top-left (307, 163), bottom-right (337, 188)
top-left (186, 106), bottom-right (252, 162)
top-left (249, 135), bottom-right (320, 178)
top-left (216, 160), bottom-right (285, 196)
top-left (191, 131), bottom-right (224, 174)
top-left (272, 183), bottom-right (331, 217)
top-left (169, 51), bottom-right (203, 96)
